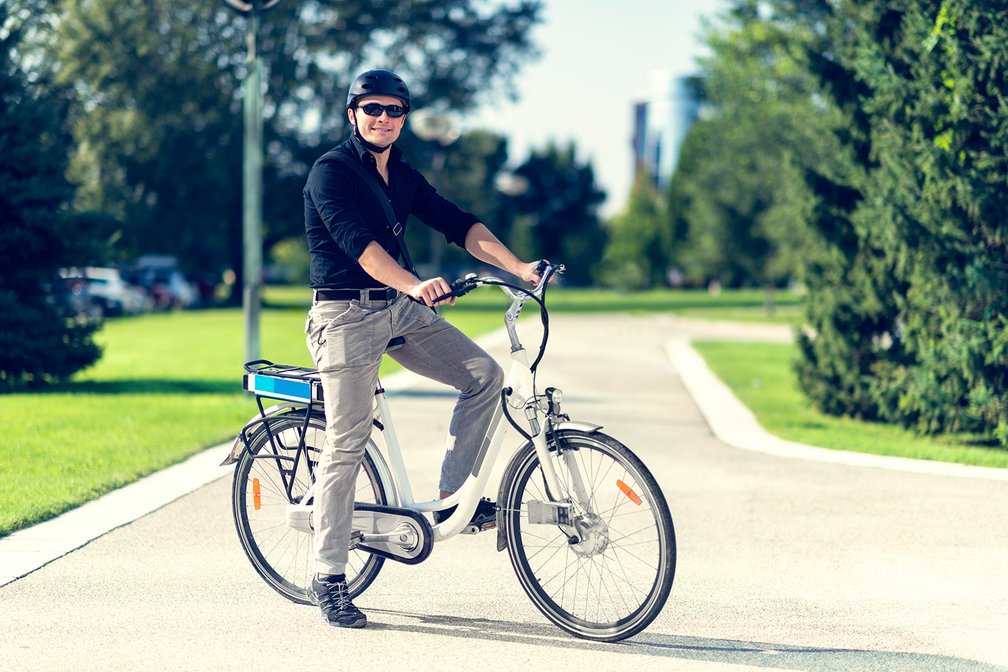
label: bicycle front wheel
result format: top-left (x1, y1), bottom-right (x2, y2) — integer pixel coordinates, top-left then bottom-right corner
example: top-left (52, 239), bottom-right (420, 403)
top-left (232, 411), bottom-right (387, 604)
top-left (502, 429), bottom-right (676, 641)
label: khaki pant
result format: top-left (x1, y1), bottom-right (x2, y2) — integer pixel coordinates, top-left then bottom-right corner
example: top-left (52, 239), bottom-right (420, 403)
top-left (305, 293), bottom-right (503, 575)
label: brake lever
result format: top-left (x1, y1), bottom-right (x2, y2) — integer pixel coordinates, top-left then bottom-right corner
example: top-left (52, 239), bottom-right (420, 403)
top-left (451, 273), bottom-right (478, 294)
top-left (532, 260), bottom-right (564, 294)
top-left (432, 273), bottom-right (479, 304)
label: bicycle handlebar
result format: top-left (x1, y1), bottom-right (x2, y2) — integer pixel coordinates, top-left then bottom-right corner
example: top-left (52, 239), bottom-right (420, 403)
top-left (431, 260), bottom-right (565, 305)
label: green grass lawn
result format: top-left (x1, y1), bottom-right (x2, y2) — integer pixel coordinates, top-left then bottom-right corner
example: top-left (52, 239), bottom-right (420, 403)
top-left (693, 341), bottom-right (1008, 468)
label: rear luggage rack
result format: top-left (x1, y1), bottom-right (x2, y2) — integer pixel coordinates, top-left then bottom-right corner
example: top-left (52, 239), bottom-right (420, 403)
top-left (243, 359), bottom-right (323, 404)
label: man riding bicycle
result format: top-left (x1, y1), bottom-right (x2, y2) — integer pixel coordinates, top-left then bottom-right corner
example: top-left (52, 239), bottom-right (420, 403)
top-left (302, 69), bottom-right (542, 628)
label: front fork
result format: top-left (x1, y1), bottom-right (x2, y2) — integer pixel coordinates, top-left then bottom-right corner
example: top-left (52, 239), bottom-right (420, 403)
top-left (525, 401), bottom-right (593, 541)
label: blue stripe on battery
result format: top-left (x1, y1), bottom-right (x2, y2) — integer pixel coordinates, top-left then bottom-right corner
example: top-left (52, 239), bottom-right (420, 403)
top-left (249, 374), bottom-right (312, 403)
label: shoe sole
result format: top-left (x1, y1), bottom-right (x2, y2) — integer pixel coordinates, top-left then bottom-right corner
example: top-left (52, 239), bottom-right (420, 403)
top-left (322, 613), bottom-right (367, 629)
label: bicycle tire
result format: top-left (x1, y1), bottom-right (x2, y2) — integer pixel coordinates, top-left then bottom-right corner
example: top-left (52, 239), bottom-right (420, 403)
top-left (501, 429), bottom-right (676, 641)
top-left (232, 411), bottom-right (387, 604)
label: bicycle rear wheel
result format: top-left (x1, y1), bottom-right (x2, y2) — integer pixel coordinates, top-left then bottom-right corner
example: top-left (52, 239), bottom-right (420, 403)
top-left (502, 429), bottom-right (675, 641)
top-left (232, 411), bottom-right (386, 604)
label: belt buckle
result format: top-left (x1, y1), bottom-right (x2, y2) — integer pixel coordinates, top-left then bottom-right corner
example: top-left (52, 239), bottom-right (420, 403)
top-left (383, 287), bottom-right (397, 302)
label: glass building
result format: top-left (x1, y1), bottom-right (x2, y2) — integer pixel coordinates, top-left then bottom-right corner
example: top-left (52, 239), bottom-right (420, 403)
top-left (632, 70), bottom-right (700, 188)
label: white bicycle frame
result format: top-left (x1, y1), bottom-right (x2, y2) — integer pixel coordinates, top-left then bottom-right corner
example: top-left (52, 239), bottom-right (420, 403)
top-left (376, 335), bottom-right (560, 541)
top-left (286, 273), bottom-right (580, 543)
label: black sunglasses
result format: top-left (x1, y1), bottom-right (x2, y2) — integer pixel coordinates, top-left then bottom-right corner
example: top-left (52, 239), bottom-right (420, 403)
top-left (357, 102), bottom-right (407, 118)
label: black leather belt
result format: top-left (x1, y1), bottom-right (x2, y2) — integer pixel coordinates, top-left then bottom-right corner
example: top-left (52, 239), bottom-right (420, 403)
top-left (313, 287), bottom-right (398, 303)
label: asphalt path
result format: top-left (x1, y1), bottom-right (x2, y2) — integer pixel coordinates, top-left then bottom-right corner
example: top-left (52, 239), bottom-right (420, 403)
top-left (2, 314), bottom-right (1007, 672)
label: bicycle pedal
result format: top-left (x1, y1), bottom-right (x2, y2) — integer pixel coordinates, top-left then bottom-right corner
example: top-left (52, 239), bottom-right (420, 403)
top-left (460, 521), bottom-right (497, 535)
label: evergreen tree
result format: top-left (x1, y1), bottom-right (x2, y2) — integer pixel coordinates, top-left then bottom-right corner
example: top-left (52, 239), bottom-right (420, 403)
top-left (686, 0), bottom-right (1008, 444)
top-left (795, 1), bottom-right (1008, 442)
top-left (791, 0), bottom-right (900, 420)
top-left (0, 7), bottom-right (101, 388)
top-left (850, 2), bottom-right (1008, 439)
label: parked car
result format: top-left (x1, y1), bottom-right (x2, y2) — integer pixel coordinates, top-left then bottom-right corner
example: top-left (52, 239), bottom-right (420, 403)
top-left (123, 257), bottom-right (198, 310)
top-left (53, 274), bottom-right (102, 321)
top-left (149, 267), bottom-right (197, 309)
top-left (61, 267), bottom-right (152, 316)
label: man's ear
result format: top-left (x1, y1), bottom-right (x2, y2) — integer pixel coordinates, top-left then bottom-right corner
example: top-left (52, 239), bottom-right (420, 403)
top-left (347, 107), bottom-right (356, 126)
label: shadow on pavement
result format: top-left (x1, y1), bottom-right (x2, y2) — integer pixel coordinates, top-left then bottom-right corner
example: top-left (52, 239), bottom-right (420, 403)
top-left (367, 608), bottom-right (1006, 672)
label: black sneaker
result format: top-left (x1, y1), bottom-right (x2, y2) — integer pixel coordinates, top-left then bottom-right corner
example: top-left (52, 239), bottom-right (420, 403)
top-left (434, 497), bottom-right (497, 531)
top-left (310, 575), bottom-right (367, 628)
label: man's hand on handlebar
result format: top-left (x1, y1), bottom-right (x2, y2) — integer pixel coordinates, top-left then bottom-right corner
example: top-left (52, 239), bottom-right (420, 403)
top-left (408, 277), bottom-right (456, 307)
top-left (518, 259), bottom-right (554, 286)
top-left (421, 260), bottom-right (562, 306)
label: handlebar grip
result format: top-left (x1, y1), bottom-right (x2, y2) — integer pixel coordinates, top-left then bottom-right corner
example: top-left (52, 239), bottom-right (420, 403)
top-left (431, 292), bottom-right (453, 304)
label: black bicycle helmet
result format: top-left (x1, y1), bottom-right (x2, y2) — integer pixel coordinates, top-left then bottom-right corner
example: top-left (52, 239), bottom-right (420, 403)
top-left (346, 69), bottom-right (410, 110)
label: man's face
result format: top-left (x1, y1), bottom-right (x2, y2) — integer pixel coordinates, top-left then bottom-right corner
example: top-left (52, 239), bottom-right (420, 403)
top-left (348, 94), bottom-right (406, 149)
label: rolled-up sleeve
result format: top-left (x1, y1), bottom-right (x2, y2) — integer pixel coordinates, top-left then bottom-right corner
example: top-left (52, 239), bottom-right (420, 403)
top-left (305, 160), bottom-right (377, 261)
top-left (408, 168), bottom-right (480, 248)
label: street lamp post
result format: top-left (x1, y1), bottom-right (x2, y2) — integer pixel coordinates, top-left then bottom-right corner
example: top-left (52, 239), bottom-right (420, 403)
top-left (224, 0), bottom-right (278, 364)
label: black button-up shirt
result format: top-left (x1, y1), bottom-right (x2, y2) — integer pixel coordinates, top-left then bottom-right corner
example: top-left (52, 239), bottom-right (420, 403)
top-left (303, 135), bottom-right (479, 289)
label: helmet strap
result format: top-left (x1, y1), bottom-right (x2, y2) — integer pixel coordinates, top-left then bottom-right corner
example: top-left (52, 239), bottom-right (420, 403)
top-left (352, 118), bottom-right (392, 154)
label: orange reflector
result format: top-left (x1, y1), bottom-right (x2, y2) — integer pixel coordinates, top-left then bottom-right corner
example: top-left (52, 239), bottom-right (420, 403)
top-left (617, 479), bottom-right (642, 505)
top-left (252, 478), bottom-right (261, 510)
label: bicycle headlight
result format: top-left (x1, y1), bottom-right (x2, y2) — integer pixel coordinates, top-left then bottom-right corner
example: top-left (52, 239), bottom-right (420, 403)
top-left (545, 387), bottom-right (564, 413)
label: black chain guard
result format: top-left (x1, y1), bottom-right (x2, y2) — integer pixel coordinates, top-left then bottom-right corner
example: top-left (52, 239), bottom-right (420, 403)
top-left (352, 503), bottom-right (434, 565)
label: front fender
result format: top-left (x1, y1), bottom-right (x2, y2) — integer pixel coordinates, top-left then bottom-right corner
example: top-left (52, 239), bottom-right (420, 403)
top-left (552, 420), bottom-right (603, 434)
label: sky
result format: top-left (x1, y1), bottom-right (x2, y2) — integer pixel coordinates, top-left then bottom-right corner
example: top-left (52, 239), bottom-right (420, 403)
top-left (468, 0), bottom-right (727, 217)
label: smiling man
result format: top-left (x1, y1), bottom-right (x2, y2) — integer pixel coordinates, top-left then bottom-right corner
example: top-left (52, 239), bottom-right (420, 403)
top-left (301, 69), bottom-right (541, 629)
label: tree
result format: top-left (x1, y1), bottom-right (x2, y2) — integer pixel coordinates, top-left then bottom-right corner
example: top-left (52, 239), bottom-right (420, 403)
top-left (836, 2), bottom-right (1008, 440)
top-left (778, 0), bottom-right (1008, 443)
top-left (507, 142), bottom-right (606, 286)
top-left (49, 0), bottom-right (543, 289)
top-left (670, 2), bottom-right (830, 290)
top-left (673, 0), bottom-right (1008, 444)
top-left (0, 5), bottom-right (102, 388)
top-left (597, 173), bottom-right (669, 290)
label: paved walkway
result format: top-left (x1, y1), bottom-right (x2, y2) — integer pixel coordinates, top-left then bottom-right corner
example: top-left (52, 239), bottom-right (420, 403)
top-left (2, 315), bottom-right (1006, 671)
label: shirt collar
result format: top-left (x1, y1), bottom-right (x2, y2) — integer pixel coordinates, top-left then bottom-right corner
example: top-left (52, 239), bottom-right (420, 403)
top-left (349, 133), bottom-right (402, 165)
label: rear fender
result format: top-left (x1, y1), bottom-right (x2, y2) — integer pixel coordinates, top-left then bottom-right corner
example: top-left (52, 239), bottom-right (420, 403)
top-left (220, 403), bottom-right (304, 466)
top-left (219, 404), bottom-right (399, 507)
